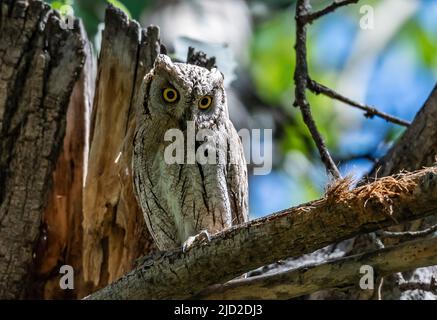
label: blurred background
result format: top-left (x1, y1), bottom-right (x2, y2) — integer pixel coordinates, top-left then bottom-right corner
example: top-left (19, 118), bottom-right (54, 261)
top-left (47, 0), bottom-right (437, 219)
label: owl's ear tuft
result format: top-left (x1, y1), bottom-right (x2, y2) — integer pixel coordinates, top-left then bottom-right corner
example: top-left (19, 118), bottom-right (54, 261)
top-left (153, 54), bottom-right (174, 71)
top-left (211, 68), bottom-right (225, 83)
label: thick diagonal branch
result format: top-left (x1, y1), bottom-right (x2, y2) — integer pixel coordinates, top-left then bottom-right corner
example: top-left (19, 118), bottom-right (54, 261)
top-left (368, 84), bottom-right (437, 178)
top-left (194, 236), bottom-right (437, 299)
top-left (86, 167), bottom-right (437, 299)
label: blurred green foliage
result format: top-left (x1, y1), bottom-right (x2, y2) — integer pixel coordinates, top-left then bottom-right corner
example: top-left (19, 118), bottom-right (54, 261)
top-left (250, 7), bottom-right (340, 157)
top-left (399, 20), bottom-right (437, 73)
top-left (250, 11), bottom-right (294, 106)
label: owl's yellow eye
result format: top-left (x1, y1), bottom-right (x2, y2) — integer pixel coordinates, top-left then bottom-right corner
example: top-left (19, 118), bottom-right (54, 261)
top-left (162, 87), bottom-right (179, 103)
top-left (198, 96), bottom-right (212, 110)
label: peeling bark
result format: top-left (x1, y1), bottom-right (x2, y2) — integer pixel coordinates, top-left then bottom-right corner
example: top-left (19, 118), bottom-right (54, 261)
top-left (1, 0), bottom-right (436, 301)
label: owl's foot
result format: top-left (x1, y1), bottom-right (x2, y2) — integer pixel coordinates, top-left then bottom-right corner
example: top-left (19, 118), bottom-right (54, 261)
top-left (182, 230), bottom-right (211, 253)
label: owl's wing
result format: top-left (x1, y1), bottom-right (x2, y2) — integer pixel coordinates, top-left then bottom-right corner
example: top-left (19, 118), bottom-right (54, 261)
top-left (225, 123), bottom-right (249, 226)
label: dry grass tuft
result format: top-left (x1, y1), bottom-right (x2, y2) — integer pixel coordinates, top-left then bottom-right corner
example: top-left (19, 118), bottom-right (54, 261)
top-left (324, 170), bottom-right (421, 222)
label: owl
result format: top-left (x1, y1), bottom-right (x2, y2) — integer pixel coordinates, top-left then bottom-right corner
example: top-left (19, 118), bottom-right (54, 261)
top-left (133, 54), bottom-right (248, 251)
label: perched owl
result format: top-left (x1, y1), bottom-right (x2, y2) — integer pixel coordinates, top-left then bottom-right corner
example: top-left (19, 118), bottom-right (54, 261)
top-left (133, 54), bottom-right (248, 251)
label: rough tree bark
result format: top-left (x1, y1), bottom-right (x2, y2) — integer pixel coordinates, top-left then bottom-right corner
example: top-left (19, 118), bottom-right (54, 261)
top-left (0, 0), bottom-right (85, 299)
top-left (30, 22), bottom-right (95, 299)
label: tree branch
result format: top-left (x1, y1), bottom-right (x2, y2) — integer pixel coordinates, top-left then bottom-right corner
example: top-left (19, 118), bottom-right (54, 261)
top-left (293, 0), bottom-right (408, 181)
top-left (377, 223), bottom-right (437, 242)
top-left (194, 236), bottom-right (437, 299)
top-left (308, 80), bottom-right (410, 127)
top-left (85, 166), bottom-right (437, 299)
top-left (304, 0), bottom-right (360, 23)
top-left (0, 0), bottom-right (85, 299)
top-left (367, 84), bottom-right (437, 179)
top-left (294, 0), bottom-right (341, 179)
top-left (398, 277), bottom-right (437, 294)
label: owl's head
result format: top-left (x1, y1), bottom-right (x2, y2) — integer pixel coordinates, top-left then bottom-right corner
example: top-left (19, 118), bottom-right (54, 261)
top-left (142, 54), bottom-right (227, 130)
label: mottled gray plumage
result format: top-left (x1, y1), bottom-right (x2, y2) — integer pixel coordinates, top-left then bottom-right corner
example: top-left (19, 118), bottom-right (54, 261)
top-left (133, 54), bottom-right (248, 251)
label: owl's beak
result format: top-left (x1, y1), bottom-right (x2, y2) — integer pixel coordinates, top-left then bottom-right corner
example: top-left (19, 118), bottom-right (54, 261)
top-left (183, 108), bottom-right (195, 122)
top-left (179, 108), bottom-right (195, 131)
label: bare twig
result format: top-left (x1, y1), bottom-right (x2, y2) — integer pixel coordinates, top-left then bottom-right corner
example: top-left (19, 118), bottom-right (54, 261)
top-left (377, 223), bottom-right (437, 241)
top-left (368, 232), bottom-right (385, 249)
top-left (293, 0), bottom-right (408, 180)
top-left (304, 0), bottom-right (360, 23)
top-left (308, 80), bottom-right (410, 127)
top-left (294, 0), bottom-right (341, 179)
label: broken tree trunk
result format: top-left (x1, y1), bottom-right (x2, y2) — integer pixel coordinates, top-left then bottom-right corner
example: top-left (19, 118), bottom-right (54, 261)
top-left (30, 21), bottom-right (95, 299)
top-left (0, 0), bottom-right (85, 299)
top-left (0, 1), bottom-right (167, 299)
top-left (81, 5), bottom-right (159, 296)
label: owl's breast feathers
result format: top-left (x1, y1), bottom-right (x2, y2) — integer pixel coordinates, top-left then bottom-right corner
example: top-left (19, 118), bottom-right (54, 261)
top-left (133, 120), bottom-right (248, 251)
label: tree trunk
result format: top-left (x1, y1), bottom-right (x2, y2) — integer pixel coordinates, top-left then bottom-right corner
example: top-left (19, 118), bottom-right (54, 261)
top-left (30, 21), bottom-right (95, 299)
top-left (0, 0), bottom-right (85, 299)
top-left (81, 6), bottom-right (160, 297)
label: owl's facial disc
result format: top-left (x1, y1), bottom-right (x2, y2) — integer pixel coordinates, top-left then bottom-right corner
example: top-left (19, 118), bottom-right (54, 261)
top-left (146, 54), bottom-right (226, 127)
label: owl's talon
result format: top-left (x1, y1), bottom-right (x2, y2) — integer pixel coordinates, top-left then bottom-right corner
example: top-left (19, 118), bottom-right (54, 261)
top-left (182, 230), bottom-right (211, 252)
